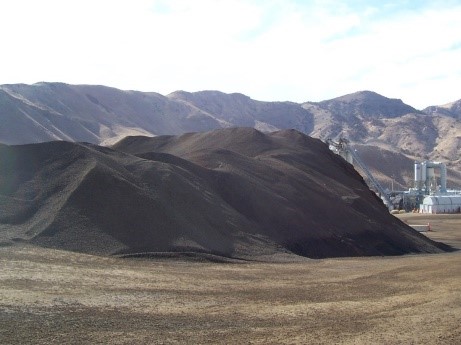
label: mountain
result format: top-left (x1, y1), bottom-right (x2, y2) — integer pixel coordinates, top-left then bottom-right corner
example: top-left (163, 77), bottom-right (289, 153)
top-left (303, 92), bottom-right (461, 187)
top-left (0, 128), bottom-right (448, 259)
top-left (1, 82), bottom-right (460, 189)
top-left (0, 83), bottom-right (312, 145)
top-left (312, 91), bottom-right (421, 118)
top-left (423, 99), bottom-right (461, 119)
top-left (303, 91), bottom-right (422, 140)
top-left (0, 82), bottom-right (229, 145)
top-left (167, 90), bottom-right (313, 133)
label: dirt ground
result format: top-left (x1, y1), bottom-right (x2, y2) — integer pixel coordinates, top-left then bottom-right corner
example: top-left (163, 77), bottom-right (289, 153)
top-left (1, 214), bottom-right (460, 345)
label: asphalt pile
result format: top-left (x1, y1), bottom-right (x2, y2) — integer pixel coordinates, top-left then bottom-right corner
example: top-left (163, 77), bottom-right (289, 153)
top-left (0, 128), bottom-right (449, 260)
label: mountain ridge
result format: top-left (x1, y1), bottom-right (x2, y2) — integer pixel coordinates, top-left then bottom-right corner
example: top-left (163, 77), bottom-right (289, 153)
top-left (1, 82), bottom-right (460, 189)
top-left (308, 90), bottom-right (423, 118)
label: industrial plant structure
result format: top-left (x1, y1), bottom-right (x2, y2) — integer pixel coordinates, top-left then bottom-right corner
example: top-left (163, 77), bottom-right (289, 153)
top-left (419, 195), bottom-right (461, 214)
top-left (413, 161), bottom-right (447, 194)
top-left (328, 138), bottom-right (461, 214)
top-left (327, 138), bottom-right (393, 209)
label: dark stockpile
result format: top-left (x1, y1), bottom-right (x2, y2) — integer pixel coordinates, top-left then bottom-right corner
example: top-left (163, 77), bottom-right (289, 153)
top-left (0, 128), bottom-right (449, 260)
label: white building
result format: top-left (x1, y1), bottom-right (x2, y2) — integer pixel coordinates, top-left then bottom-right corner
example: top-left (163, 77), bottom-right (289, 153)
top-left (419, 195), bottom-right (461, 214)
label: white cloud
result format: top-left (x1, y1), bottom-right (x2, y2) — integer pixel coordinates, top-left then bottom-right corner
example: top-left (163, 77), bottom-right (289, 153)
top-left (0, 0), bottom-right (460, 108)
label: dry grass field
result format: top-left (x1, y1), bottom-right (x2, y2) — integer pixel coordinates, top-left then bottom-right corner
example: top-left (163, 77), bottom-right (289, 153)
top-left (1, 213), bottom-right (460, 345)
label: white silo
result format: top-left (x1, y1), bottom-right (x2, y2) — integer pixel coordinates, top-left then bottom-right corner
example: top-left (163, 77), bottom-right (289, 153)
top-left (421, 161), bottom-right (427, 183)
top-left (414, 162), bottom-right (422, 189)
top-left (426, 166), bottom-right (435, 191)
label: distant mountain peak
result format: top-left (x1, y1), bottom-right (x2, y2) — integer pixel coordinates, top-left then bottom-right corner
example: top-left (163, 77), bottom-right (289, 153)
top-left (314, 90), bottom-right (421, 118)
top-left (423, 98), bottom-right (461, 119)
top-left (168, 89), bottom-right (251, 101)
top-left (1, 82), bottom-right (460, 172)
top-left (324, 90), bottom-right (404, 104)
top-left (336, 90), bottom-right (388, 99)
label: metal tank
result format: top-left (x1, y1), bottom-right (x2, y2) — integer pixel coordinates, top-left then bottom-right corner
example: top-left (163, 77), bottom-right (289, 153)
top-left (414, 162), bottom-right (422, 190)
top-left (426, 167), bottom-right (435, 191)
top-left (421, 161), bottom-right (427, 183)
top-left (414, 162), bottom-right (422, 182)
top-left (413, 161), bottom-right (448, 194)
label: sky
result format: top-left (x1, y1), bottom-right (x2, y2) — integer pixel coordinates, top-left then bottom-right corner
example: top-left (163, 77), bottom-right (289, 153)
top-left (1, 0), bottom-right (460, 109)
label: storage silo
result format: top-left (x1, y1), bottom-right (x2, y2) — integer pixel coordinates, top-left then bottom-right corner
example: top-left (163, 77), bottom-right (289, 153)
top-left (414, 162), bottom-right (422, 189)
top-left (426, 167), bottom-right (436, 191)
top-left (421, 161), bottom-right (427, 186)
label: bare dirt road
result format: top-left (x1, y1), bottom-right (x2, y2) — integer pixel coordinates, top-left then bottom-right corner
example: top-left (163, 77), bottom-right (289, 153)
top-left (1, 214), bottom-right (460, 345)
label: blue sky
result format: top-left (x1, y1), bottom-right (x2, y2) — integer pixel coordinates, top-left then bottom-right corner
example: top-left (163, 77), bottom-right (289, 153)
top-left (1, 0), bottom-right (460, 109)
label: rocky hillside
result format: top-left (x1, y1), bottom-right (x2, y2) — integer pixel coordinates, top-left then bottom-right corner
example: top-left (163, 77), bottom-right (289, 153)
top-left (303, 91), bottom-right (461, 188)
top-left (303, 91), bottom-right (461, 162)
top-left (0, 83), bottom-right (312, 145)
top-left (167, 90), bottom-right (313, 133)
top-left (423, 99), bottom-right (461, 119)
top-left (1, 82), bottom-right (460, 188)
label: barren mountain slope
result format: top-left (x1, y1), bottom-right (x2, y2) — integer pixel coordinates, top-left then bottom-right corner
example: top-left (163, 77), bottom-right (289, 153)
top-left (167, 90), bottom-right (314, 133)
top-left (0, 83), bottom-right (314, 146)
top-left (353, 145), bottom-right (415, 190)
top-left (0, 83), bottom-right (227, 145)
top-left (304, 91), bottom-right (423, 141)
top-left (423, 98), bottom-right (461, 119)
top-left (303, 91), bottom-right (461, 188)
top-left (0, 88), bottom-right (101, 144)
top-left (316, 91), bottom-right (421, 118)
top-left (1, 82), bottom-right (460, 190)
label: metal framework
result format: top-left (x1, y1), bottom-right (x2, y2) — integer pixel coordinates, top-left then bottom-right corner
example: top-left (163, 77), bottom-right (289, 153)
top-left (328, 138), bottom-right (392, 209)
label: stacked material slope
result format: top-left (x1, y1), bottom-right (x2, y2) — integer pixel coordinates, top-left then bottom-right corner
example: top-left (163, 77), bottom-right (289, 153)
top-left (0, 128), bottom-right (449, 259)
